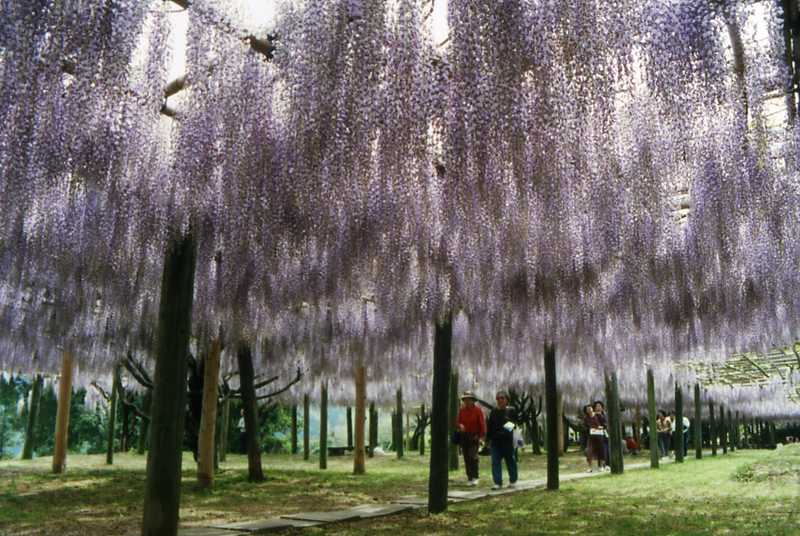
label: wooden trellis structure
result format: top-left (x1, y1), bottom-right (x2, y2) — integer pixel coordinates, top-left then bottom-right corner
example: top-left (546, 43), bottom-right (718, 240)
top-left (683, 343), bottom-right (800, 402)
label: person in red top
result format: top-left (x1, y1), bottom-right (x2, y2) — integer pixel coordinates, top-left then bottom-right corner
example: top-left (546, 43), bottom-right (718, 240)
top-left (457, 391), bottom-right (487, 486)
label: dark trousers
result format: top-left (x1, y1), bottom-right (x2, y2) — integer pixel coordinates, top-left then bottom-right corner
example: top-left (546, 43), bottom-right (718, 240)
top-left (490, 443), bottom-right (518, 485)
top-left (658, 432), bottom-right (670, 457)
top-left (462, 434), bottom-right (480, 480)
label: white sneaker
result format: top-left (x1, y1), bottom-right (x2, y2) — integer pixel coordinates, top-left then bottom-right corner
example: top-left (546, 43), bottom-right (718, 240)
top-left (586, 468), bottom-right (593, 473)
top-left (467, 479), bottom-right (477, 487)
top-left (508, 482), bottom-right (516, 488)
top-left (603, 466), bottom-right (611, 472)
top-left (491, 484), bottom-right (502, 490)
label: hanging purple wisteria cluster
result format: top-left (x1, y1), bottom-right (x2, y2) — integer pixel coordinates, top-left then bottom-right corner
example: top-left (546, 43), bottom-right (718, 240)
top-left (0, 0), bottom-right (798, 416)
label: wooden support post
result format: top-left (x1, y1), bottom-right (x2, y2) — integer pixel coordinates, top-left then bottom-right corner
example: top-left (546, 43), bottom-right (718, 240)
top-left (633, 405), bottom-right (641, 446)
top-left (368, 402), bottom-right (377, 458)
top-left (647, 369), bottom-right (659, 469)
top-left (346, 406), bottom-right (353, 450)
top-left (729, 409), bottom-right (735, 452)
top-left (320, 381), bottom-right (328, 470)
top-left (674, 383), bottom-right (684, 463)
top-left (605, 372), bottom-right (624, 474)
top-left (353, 364), bottom-right (366, 474)
top-left (544, 343), bottom-right (559, 490)
top-left (142, 232), bottom-right (196, 536)
top-left (396, 388), bottom-right (404, 459)
top-left (303, 394), bottom-right (310, 461)
top-left (237, 343), bottom-right (264, 482)
top-left (106, 365), bottom-right (121, 465)
top-left (556, 391), bottom-right (565, 456)
top-left (53, 351), bottom-right (75, 474)
top-left (709, 401), bottom-right (717, 456)
top-left (137, 390), bottom-right (152, 455)
top-left (197, 338), bottom-right (221, 488)
top-left (428, 313), bottom-right (452, 514)
top-left (720, 404), bottom-right (728, 455)
top-left (419, 404), bottom-right (426, 456)
top-left (448, 371), bottom-right (459, 471)
top-left (22, 373), bottom-right (43, 460)
top-left (291, 405), bottom-right (298, 454)
top-left (694, 384), bottom-right (702, 460)
top-left (218, 396), bottom-right (229, 461)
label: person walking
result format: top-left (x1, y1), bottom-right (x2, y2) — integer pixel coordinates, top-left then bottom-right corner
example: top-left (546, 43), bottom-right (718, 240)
top-left (457, 391), bottom-right (486, 486)
top-left (583, 405), bottom-right (606, 472)
top-left (656, 410), bottom-right (671, 458)
top-left (237, 409), bottom-right (247, 453)
top-left (593, 400), bottom-right (610, 471)
top-left (682, 414), bottom-right (691, 456)
top-left (486, 390), bottom-right (518, 489)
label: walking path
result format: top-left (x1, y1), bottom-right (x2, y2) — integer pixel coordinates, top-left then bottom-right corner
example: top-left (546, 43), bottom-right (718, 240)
top-left (177, 455), bottom-right (691, 536)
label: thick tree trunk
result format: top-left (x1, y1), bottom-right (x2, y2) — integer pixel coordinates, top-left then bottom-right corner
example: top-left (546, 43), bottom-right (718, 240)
top-left (448, 371), bottom-right (459, 471)
top-left (346, 406), bottom-right (353, 450)
top-left (141, 232), bottom-right (196, 536)
top-left (237, 343), bottom-right (264, 482)
top-left (647, 368), bottom-right (659, 469)
top-left (291, 405), bottom-right (298, 455)
top-left (694, 384), bottom-right (702, 459)
top-left (197, 339), bottom-right (221, 488)
top-left (428, 313), bottom-right (452, 514)
top-left (319, 381), bottom-right (328, 470)
top-left (22, 373), bottom-right (43, 460)
top-left (605, 372), bottom-right (624, 474)
top-left (396, 388), bottom-right (404, 459)
top-left (106, 365), bottom-right (121, 465)
top-left (709, 401), bottom-right (717, 456)
top-left (303, 394), bottom-right (310, 461)
top-left (633, 405), bottom-right (641, 446)
top-left (137, 390), bottom-right (152, 455)
top-left (218, 396), bottom-right (230, 462)
top-left (544, 343), bottom-right (558, 490)
top-left (53, 351), bottom-right (75, 474)
top-left (720, 404), bottom-right (728, 455)
top-left (674, 383), bottom-right (684, 463)
top-left (353, 364), bottom-right (366, 474)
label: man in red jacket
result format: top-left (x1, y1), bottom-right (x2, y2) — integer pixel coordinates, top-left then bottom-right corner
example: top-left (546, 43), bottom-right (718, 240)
top-left (457, 391), bottom-right (487, 486)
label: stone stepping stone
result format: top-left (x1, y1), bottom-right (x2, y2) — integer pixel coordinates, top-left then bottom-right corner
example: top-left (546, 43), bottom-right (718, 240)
top-left (281, 510), bottom-right (365, 523)
top-left (511, 480), bottom-right (544, 490)
top-left (448, 489), bottom-right (488, 500)
top-left (178, 528), bottom-right (247, 536)
top-left (210, 518), bottom-right (320, 532)
top-left (349, 504), bottom-right (415, 518)
top-left (393, 495), bottom-right (428, 506)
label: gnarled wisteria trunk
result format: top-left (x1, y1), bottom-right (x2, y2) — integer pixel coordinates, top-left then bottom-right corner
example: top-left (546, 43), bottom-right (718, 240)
top-left (694, 384), bottom-right (702, 460)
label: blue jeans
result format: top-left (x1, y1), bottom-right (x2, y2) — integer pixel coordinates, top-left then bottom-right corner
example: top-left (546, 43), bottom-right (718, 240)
top-left (491, 444), bottom-right (518, 485)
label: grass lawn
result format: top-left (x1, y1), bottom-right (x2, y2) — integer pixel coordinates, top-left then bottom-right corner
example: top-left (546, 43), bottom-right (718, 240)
top-left (298, 447), bottom-right (800, 536)
top-left (0, 446), bottom-right (797, 535)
